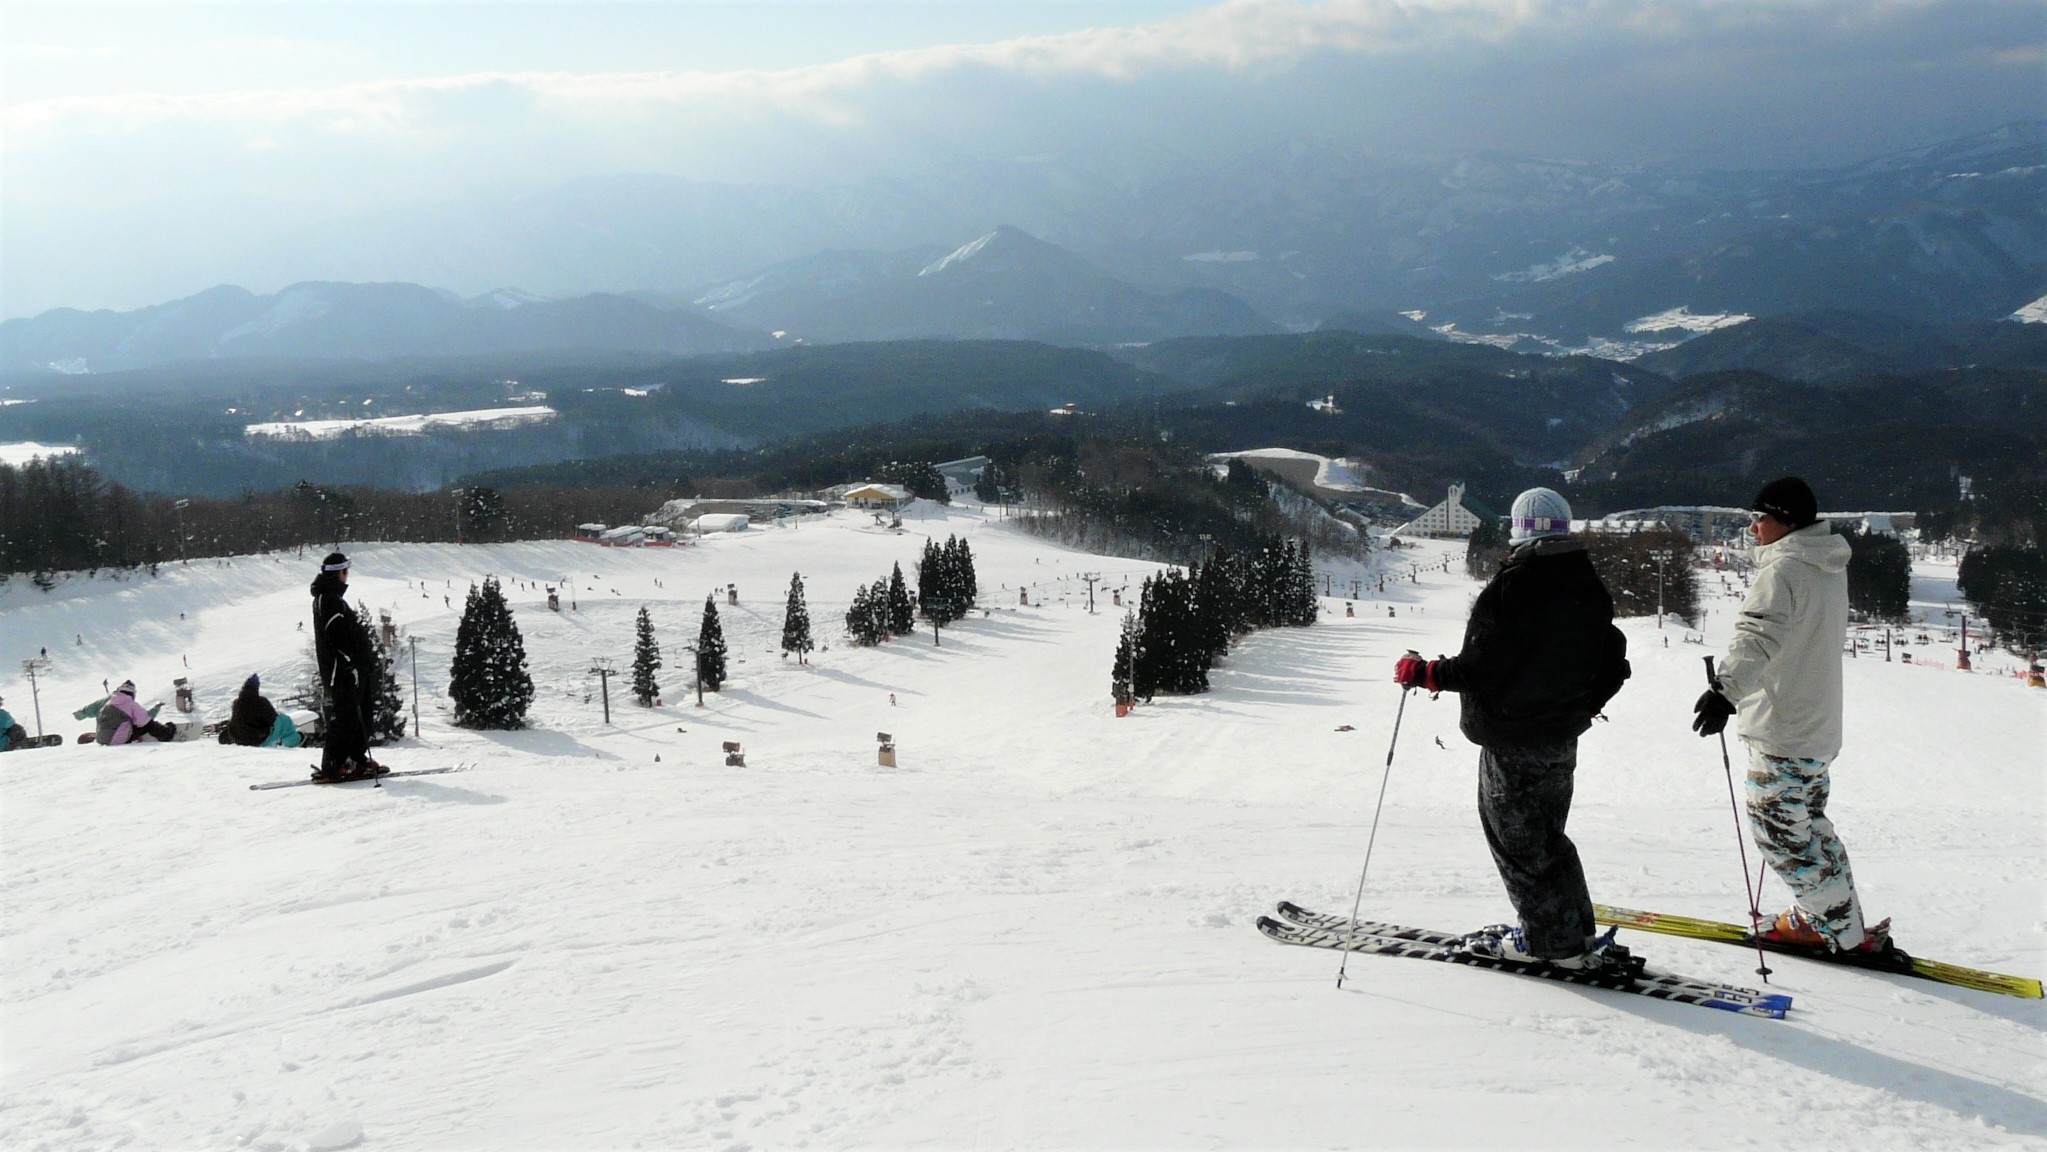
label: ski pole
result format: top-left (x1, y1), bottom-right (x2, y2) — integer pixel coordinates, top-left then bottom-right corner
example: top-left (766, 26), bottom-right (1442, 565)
top-left (1705, 656), bottom-right (1773, 981)
top-left (1337, 670), bottom-right (1414, 990)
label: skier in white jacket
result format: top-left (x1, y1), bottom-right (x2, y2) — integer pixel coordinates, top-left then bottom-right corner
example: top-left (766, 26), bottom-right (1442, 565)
top-left (1693, 477), bottom-right (1882, 953)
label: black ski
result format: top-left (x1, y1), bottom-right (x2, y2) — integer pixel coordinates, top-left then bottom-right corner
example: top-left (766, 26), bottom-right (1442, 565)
top-left (1258, 909), bottom-right (1790, 1020)
top-left (251, 765), bottom-right (464, 791)
top-left (1273, 901), bottom-right (1789, 1012)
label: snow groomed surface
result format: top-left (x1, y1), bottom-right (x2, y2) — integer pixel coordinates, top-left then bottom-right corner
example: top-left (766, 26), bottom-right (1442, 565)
top-left (3, 504), bottom-right (2043, 1149)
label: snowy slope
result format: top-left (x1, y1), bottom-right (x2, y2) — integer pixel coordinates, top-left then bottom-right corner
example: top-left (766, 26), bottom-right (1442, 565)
top-left (2, 511), bottom-right (2042, 1150)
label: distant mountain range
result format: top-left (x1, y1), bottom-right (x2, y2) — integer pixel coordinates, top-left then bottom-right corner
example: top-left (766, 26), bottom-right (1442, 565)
top-left (1, 228), bottom-right (1279, 374)
top-left (81, 120), bottom-right (2038, 347)
top-left (1568, 366), bottom-right (2046, 513)
top-left (6, 122), bottom-right (2044, 372)
top-left (1634, 312), bottom-right (2047, 383)
top-left (690, 226), bottom-right (1276, 345)
top-left (0, 282), bottom-right (774, 375)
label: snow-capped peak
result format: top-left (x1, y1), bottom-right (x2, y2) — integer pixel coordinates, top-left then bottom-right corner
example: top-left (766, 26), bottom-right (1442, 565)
top-left (919, 231), bottom-right (1005, 277)
top-left (2008, 293), bottom-right (2047, 324)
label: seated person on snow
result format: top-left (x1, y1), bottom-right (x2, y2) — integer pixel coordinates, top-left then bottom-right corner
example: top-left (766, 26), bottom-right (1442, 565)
top-left (96, 680), bottom-right (178, 745)
top-left (0, 696), bottom-right (26, 751)
top-left (220, 674), bottom-right (301, 748)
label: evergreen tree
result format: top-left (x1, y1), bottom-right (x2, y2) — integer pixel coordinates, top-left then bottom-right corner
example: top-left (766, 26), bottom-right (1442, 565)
top-left (449, 576), bottom-right (534, 729)
top-left (1287, 539), bottom-right (1318, 625)
top-left (1129, 580), bottom-right (1160, 702)
top-left (918, 534), bottom-right (979, 632)
top-left (781, 571), bottom-right (814, 663)
top-left (1190, 554), bottom-right (1236, 666)
top-left (845, 584), bottom-right (884, 646)
top-left (696, 595), bottom-right (728, 691)
top-left (954, 537), bottom-right (978, 605)
top-left (356, 603), bottom-right (408, 743)
top-left (886, 562), bottom-right (915, 636)
top-left (631, 605), bottom-right (662, 705)
top-left (973, 462), bottom-right (1003, 504)
top-left (1465, 515), bottom-right (1509, 579)
top-left (1112, 610), bottom-right (1139, 705)
top-left (878, 460), bottom-right (950, 504)
top-left (916, 538), bottom-right (957, 629)
top-left (1159, 568), bottom-right (1208, 693)
top-left (1842, 526), bottom-right (1912, 622)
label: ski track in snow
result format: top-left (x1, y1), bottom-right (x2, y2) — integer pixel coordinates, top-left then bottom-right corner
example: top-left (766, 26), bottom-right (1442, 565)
top-left (1, 507), bottom-right (2042, 1150)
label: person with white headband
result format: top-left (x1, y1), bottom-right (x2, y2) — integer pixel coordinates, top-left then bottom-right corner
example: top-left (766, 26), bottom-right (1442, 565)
top-left (1394, 487), bottom-right (1634, 970)
top-left (309, 550), bottom-right (386, 781)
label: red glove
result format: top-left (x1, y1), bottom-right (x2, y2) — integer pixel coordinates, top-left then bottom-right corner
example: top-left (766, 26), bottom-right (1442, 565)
top-left (1394, 653), bottom-right (1439, 693)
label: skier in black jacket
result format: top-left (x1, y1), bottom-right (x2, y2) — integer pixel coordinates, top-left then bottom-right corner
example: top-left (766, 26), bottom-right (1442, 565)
top-left (1395, 488), bottom-right (1631, 969)
top-left (310, 551), bottom-right (385, 780)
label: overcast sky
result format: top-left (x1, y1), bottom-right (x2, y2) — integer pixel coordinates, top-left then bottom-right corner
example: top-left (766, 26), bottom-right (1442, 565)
top-left (3, 0), bottom-right (2042, 317)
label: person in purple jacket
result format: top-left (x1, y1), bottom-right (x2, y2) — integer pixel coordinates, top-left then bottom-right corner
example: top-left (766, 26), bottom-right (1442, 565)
top-left (96, 681), bottom-right (178, 745)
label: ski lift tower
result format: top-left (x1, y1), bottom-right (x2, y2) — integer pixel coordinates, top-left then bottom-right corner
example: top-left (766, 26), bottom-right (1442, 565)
top-left (20, 656), bottom-right (51, 742)
top-left (589, 658), bottom-right (615, 724)
top-left (1649, 548), bottom-right (1675, 628)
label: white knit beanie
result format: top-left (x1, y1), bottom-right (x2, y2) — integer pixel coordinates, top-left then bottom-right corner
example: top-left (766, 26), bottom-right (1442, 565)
top-left (1509, 487), bottom-right (1573, 544)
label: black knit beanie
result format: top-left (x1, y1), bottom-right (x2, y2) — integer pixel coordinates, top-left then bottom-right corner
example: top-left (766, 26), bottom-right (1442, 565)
top-left (321, 551), bottom-right (351, 572)
top-left (1751, 477), bottom-right (1818, 528)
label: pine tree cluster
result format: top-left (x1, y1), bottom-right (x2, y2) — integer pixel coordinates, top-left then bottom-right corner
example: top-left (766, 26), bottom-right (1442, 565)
top-left (1113, 537), bottom-right (1317, 704)
top-left (631, 605), bottom-right (662, 705)
top-left (917, 535), bottom-right (979, 629)
top-left (844, 562), bottom-right (917, 647)
top-left (355, 603), bottom-right (410, 743)
top-left (876, 461), bottom-right (949, 504)
top-left (781, 572), bottom-right (814, 663)
top-left (449, 576), bottom-right (535, 729)
top-left (695, 595), bottom-right (728, 690)
top-left (1842, 526), bottom-right (1913, 622)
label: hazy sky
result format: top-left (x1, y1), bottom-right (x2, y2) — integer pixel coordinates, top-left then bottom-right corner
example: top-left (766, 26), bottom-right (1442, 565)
top-left (3, 0), bottom-right (2042, 317)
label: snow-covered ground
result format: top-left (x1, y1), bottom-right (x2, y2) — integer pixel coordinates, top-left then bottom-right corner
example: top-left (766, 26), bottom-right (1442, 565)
top-left (1623, 307), bottom-right (1754, 335)
top-left (3, 510), bottom-right (2043, 1150)
top-left (0, 441), bottom-right (80, 467)
top-left (244, 407), bottom-right (556, 441)
top-left (1206, 448), bottom-right (1370, 493)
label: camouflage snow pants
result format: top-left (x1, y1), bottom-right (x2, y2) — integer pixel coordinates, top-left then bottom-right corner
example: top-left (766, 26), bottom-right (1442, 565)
top-left (1745, 745), bottom-right (1868, 949)
top-left (1478, 741), bottom-right (1596, 959)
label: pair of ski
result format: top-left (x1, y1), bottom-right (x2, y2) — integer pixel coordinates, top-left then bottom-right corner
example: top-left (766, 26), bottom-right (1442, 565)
top-left (1264, 902), bottom-right (2043, 1015)
top-left (250, 764), bottom-right (468, 791)
top-left (1261, 902), bottom-right (1794, 1019)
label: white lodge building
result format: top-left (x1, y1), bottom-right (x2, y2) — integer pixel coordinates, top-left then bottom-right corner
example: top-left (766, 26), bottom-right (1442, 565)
top-left (1393, 483), bottom-right (1492, 539)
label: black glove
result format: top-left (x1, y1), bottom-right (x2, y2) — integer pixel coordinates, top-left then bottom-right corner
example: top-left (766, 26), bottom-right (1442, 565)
top-left (1692, 689), bottom-right (1735, 737)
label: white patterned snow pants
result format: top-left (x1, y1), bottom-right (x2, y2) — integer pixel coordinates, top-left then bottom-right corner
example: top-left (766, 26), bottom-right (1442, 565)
top-left (1745, 745), bottom-right (1867, 950)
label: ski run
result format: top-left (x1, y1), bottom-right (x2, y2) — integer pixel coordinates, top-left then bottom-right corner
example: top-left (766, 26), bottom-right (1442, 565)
top-left (3, 501), bottom-right (2042, 1149)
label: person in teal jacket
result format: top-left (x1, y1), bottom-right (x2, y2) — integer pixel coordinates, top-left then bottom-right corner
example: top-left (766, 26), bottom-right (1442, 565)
top-left (0, 696), bottom-right (26, 751)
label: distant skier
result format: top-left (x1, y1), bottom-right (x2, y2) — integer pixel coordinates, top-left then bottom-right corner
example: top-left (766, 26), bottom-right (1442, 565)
top-left (220, 674), bottom-right (301, 748)
top-left (310, 552), bottom-right (384, 781)
top-left (1693, 477), bottom-right (1880, 953)
top-left (1395, 488), bottom-right (1631, 969)
top-left (97, 680), bottom-right (178, 745)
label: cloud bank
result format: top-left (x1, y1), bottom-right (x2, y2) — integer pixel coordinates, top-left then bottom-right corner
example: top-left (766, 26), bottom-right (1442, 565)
top-left (3, 0), bottom-right (2041, 315)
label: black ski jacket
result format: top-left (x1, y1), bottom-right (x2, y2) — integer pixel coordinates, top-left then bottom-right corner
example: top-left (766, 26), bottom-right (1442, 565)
top-left (1432, 538), bottom-right (1631, 749)
top-left (225, 686), bottom-right (279, 746)
top-left (311, 572), bottom-right (374, 693)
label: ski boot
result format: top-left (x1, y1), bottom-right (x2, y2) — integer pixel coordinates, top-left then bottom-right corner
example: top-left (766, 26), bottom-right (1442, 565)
top-left (310, 758), bottom-right (380, 783)
top-left (1460, 924), bottom-right (1645, 976)
top-left (1759, 907), bottom-right (1895, 956)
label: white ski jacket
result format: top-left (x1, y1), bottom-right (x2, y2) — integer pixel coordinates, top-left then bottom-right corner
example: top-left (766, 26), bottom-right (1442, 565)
top-left (1716, 521), bottom-right (1853, 761)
